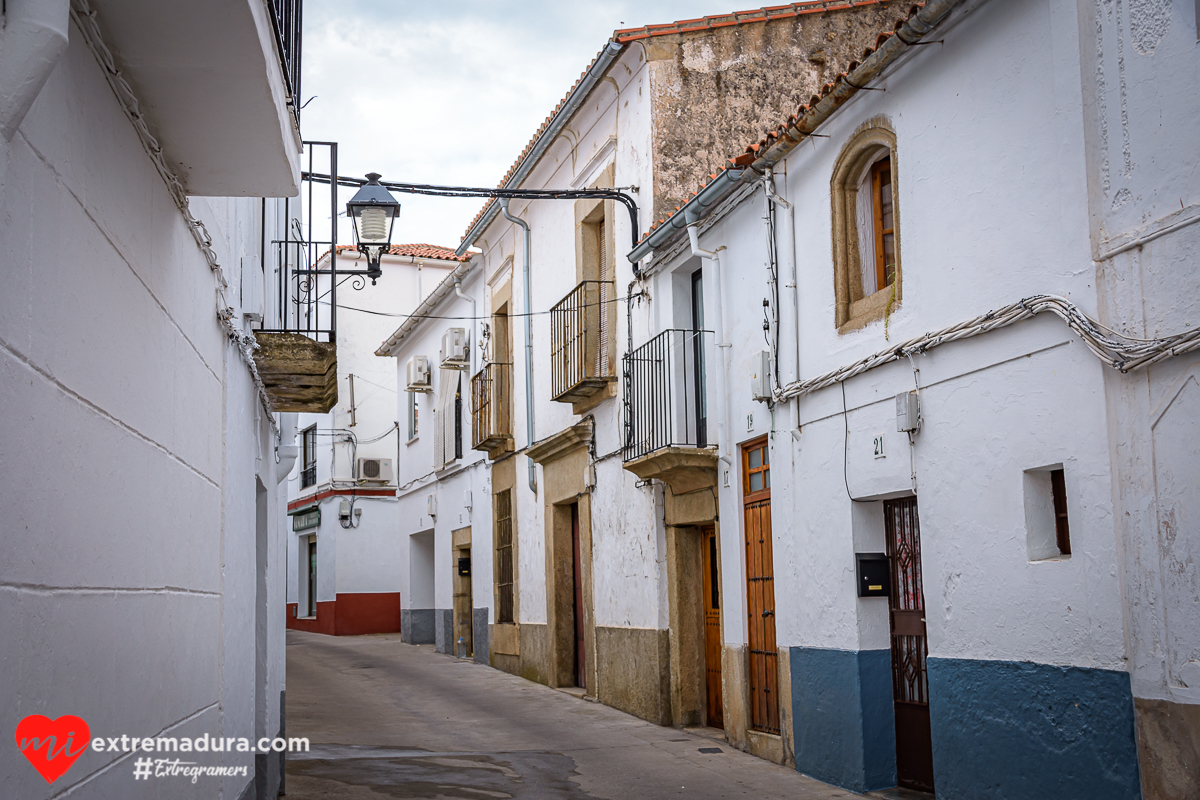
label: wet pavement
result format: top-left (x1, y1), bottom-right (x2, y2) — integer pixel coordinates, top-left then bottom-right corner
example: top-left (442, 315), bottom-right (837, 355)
top-left (284, 630), bottom-right (864, 799)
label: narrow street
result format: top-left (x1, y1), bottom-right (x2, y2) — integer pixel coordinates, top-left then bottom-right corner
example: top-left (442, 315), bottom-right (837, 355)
top-left (283, 631), bottom-right (862, 799)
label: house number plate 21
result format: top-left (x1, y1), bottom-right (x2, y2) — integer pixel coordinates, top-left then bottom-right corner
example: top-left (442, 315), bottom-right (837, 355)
top-left (873, 434), bottom-right (886, 459)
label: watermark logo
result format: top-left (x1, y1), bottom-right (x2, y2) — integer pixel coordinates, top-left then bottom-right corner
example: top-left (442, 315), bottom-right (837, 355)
top-left (14, 715), bottom-right (91, 784)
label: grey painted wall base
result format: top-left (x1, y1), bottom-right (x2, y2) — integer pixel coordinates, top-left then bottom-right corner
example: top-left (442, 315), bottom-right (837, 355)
top-left (402, 608), bottom-right (435, 645)
top-left (473, 608), bottom-right (489, 664)
top-left (434, 608), bottom-right (453, 655)
top-left (927, 657), bottom-right (1141, 800)
top-left (790, 647), bottom-right (895, 792)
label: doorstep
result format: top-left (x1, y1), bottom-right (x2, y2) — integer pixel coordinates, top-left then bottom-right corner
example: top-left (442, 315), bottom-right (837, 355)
top-left (683, 726), bottom-right (727, 744)
top-left (554, 686), bottom-right (597, 702)
top-left (867, 788), bottom-right (935, 800)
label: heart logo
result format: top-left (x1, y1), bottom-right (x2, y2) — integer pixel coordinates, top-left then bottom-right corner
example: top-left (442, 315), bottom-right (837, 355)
top-left (14, 715), bottom-right (91, 784)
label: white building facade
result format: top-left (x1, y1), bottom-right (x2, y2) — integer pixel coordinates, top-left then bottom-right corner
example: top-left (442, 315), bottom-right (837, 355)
top-left (2, 1), bottom-right (305, 798)
top-left (285, 246), bottom-right (456, 635)
top-left (628, 1), bottom-right (1200, 799)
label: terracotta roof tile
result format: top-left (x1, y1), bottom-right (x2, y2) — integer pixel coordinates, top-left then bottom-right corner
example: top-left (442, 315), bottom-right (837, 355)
top-left (332, 243), bottom-right (469, 262)
top-left (611, 0), bottom-right (891, 41)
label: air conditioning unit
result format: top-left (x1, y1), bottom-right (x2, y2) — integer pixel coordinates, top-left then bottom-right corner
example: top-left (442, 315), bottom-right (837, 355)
top-left (406, 355), bottom-right (431, 392)
top-left (440, 328), bottom-right (470, 369)
top-left (357, 457), bottom-right (394, 484)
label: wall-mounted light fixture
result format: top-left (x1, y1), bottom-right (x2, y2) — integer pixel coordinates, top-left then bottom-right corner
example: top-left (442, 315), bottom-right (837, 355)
top-left (346, 172), bottom-right (400, 284)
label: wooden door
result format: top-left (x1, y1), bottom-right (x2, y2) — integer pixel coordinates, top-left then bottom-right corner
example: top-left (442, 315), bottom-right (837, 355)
top-left (571, 503), bottom-right (586, 689)
top-left (885, 497), bottom-right (935, 793)
top-left (701, 526), bottom-right (724, 728)
top-left (307, 538), bottom-right (317, 617)
top-left (454, 546), bottom-right (473, 658)
top-left (743, 438), bottom-right (779, 734)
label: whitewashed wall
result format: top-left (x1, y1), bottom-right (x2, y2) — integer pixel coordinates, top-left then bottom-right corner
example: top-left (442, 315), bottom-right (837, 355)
top-left (646, 0), bottom-right (1127, 668)
top-left (0, 23), bottom-right (292, 800)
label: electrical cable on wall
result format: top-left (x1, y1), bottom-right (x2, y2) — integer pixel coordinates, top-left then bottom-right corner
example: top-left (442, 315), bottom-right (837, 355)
top-left (779, 294), bottom-right (1200, 402)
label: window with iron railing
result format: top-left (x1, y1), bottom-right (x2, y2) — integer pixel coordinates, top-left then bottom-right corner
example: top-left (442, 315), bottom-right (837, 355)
top-left (623, 329), bottom-right (713, 462)
top-left (550, 280), bottom-right (616, 403)
top-left (471, 361), bottom-right (512, 453)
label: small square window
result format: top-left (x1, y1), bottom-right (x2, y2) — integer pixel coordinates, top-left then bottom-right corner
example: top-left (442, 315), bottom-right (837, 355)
top-left (1025, 465), bottom-right (1070, 560)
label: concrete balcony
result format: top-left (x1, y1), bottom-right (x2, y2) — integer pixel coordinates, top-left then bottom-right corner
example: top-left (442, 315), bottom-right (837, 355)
top-left (471, 362), bottom-right (514, 459)
top-left (622, 329), bottom-right (717, 494)
top-left (550, 280), bottom-right (617, 404)
top-left (252, 332), bottom-right (337, 413)
top-left (89, 0), bottom-right (302, 196)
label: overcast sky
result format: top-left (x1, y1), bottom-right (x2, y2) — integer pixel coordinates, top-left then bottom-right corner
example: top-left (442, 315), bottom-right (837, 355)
top-left (300, 0), bottom-right (718, 251)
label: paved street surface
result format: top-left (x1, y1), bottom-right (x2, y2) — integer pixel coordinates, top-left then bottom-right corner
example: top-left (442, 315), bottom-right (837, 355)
top-left (284, 630), bottom-right (866, 799)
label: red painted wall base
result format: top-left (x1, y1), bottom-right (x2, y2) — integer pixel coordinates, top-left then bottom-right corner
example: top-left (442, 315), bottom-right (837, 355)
top-left (286, 593), bottom-right (401, 636)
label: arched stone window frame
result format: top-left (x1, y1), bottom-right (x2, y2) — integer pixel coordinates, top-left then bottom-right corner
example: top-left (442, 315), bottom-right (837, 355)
top-left (831, 117), bottom-right (901, 333)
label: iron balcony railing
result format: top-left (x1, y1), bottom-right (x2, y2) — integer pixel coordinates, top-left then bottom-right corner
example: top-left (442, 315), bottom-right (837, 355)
top-left (623, 329), bottom-right (713, 462)
top-left (550, 280), bottom-right (616, 403)
top-left (267, 0), bottom-right (303, 117)
top-left (470, 362), bottom-right (513, 452)
top-left (300, 465), bottom-right (317, 489)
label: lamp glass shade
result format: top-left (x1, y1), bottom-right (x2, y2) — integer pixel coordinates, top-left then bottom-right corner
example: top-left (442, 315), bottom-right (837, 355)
top-left (346, 173), bottom-right (400, 250)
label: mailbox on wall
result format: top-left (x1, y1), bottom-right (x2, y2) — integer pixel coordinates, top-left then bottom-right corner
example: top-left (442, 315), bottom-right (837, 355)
top-left (457, 557), bottom-right (471, 577)
top-left (856, 553), bottom-right (890, 598)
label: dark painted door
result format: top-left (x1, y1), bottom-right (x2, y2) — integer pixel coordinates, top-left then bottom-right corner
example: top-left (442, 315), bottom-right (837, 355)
top-left (743, 438), bottom-right (779, 734)
top-left (885, 497), bottom-right (935, 793)
top-left (702, 526), bottom-right (724, 728)
top-left (571, 503), bottom-right (586, 689)
top-left (307, 538), bottom-right (317, 617)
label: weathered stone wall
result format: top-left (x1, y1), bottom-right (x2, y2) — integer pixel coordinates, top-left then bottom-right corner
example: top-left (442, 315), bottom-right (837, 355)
top-left (644, 5), bottom-right (899, 221)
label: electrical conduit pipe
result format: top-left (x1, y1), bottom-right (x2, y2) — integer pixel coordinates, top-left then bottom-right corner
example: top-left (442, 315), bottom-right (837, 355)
top-left (687, 224), bottom-right (732, 468)
top-left (763, 168), bottom-right (800, 388)
top-left (453, 275), bottom-right (476, 375)
top-left (499, 198), bottom-right (537, 494)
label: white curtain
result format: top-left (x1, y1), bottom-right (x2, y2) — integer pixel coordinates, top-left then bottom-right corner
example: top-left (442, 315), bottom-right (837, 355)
top-left (855, 147), bottom-right (890, 297)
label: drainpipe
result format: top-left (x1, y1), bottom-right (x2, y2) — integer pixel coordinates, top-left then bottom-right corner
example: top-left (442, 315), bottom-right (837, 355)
top-left (763, 169), bottom-right (799, 388)
top-left (276, 413), bottom-right (298, 483)
top-left (500, 198), bottom-right (537, 494)
top-left (453, 275), bottom-right (476, 375)
top-left (0, 0), bottom-right (70, 141)
top-left (687, 224), bottom-right (732, 468)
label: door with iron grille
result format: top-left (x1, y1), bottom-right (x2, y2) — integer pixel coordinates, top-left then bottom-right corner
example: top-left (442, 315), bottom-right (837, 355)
top-left (885, 497), bottom-right (935, 793)
top-left (743, 438), bottom-right (778, 734)
top-left (702, 526), bottom-right (724, 728)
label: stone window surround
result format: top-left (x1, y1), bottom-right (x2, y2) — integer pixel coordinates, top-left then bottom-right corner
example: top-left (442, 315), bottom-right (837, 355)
top-left (831, 117), bottom-right (901, 334)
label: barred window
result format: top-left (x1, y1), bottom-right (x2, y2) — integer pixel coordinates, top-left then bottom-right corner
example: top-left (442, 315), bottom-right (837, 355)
top-left (495, 489), bottom-right (514, 624)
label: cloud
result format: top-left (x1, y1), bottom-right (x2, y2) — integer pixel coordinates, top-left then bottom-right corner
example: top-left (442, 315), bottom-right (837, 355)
top-left (301, 0), bottom-right (716, 248)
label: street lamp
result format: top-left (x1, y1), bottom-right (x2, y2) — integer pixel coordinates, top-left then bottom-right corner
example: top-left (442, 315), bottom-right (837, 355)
top-left (346, 172), bottom-right (400, 284)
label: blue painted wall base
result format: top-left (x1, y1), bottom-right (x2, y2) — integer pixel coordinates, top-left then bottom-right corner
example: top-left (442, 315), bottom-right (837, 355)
top-left (790, 647), bottom-right (896, 792)
top-left (927, 657), bottom-right (1141, 800)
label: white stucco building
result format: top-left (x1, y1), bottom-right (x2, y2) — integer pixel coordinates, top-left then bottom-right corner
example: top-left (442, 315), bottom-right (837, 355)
top-left (381, 2), bottom-right (1199, 800)
top-left (284, 245), bottom-right (457, 635)
top-left (2, 1), bottom-right (306, 798)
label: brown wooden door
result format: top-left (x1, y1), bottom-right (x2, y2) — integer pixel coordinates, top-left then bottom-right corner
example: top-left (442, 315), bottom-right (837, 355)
top-left (571, 503), bottom-right (586, 689)
top-left (701, 526), bottom-right (724, 728)
top-left (885, 497), bottom-right (935, 793)
top-left (743, 438), bottom-right (779, 734)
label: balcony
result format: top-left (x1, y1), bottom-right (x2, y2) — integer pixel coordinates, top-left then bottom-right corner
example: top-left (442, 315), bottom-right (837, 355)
top-left (622, 329), bottom-right (717, 494)
top-left (252, 331), bottom-right (337, 413)
top-left (87, 0), bottom-right (302, 195)
top-left (550, 280), bottom-right (617, 404)
top-left (471, 362), bottom-right (514, 459)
